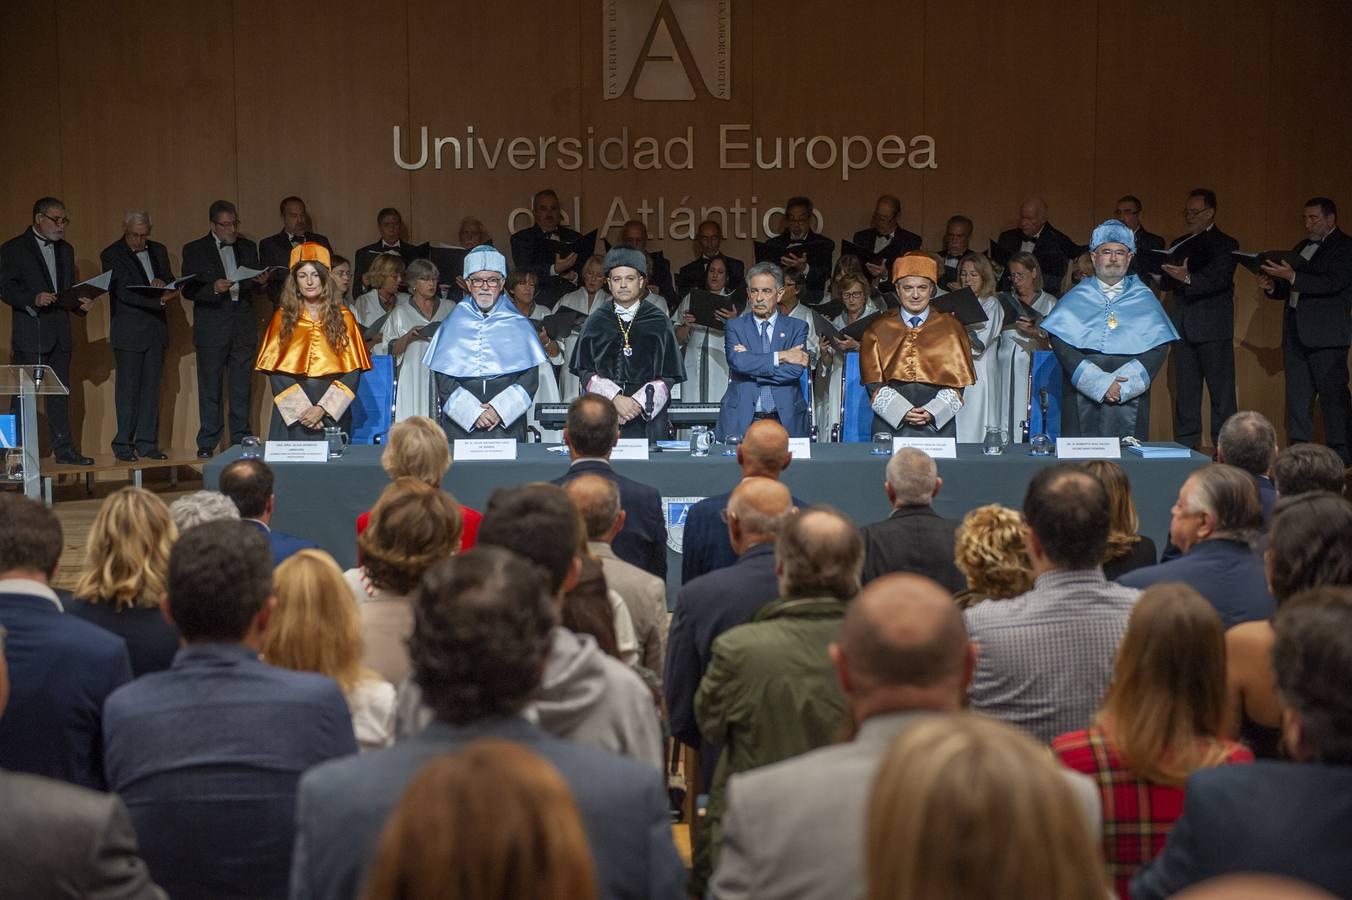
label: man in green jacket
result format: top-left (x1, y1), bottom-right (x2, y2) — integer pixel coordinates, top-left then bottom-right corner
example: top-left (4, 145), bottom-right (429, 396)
top-left (693, 505), bottom-right (861, 893)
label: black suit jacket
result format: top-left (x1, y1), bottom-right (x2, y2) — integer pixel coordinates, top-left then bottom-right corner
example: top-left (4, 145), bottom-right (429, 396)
top-left (0, 229), bottom-right (78, 353)
top-left (101, 238), bottom-right (174, 352)
top-left (1162, 225), bottom-right (1240, 343)
top-left (1267, 227), bottom-right (1352, 349)
top-left (1131, 762), bottom-right (1352, 899)
top-left (763, 231), bottom-right (835, 294)
top-left (647, 250), bottom-right (678, 311)
top-left (258, 230), bottom-right (330, 304)
top-left (180, 233), bottom-right (264, 349)
top-left (351, 239), bottom-right (424, 289)
top-left (511, 224), bottom-right (586, 308)
top-left (552, 458), bottom-right (667, 579)
top-left (995, 222), bottom-right (1082, 296)
top-left (852, 227), bottom-right (922, 294)
top-left (859, 505), bottom-right (966, 593)
top-left (676, 253), bottom-right (745, 298)
top-left (1129, 226), bottom-right (1165, 278)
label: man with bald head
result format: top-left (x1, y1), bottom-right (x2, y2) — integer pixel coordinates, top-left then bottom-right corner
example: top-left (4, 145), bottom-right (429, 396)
top-left (859, 447), bottom-right (966, 592)
top-left (666, 476), bottom-right (797, 788)
top-left (565, 474), bottom-right (668, 681)
top-left (995, 197), bottom-right (1082, 296)
top-left (681, 418), bottom-right (805, 583)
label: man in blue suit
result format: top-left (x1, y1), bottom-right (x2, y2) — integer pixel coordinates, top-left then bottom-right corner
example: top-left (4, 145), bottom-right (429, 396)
top-left (716, 262), bottom-right (812, 440)
top-left (292, 546), bottom-right (685, 900)
top-left (218, 458), bottom-right (317, 566)
top-left (552, 395), bottom-right (668, 579)
top-left (1132, 587), bottom-right (1352, 898)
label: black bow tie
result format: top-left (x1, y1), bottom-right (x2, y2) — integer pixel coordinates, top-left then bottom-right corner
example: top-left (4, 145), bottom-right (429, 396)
top-left (1309, 239), bottom-right (1323, 246)
top-left (217, 241), bottom-right (233, 250)
top-left (35, 234), bottom-right (55, 246)
top-left (135, 247), bottom-right (150, 254)
top-left (289, 235), bottom-right (305, 244)
top-left (543, 231), bottom-right (560, 240)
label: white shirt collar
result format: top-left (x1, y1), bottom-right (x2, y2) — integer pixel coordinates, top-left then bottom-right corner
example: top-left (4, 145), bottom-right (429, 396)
top-left (0, 578), bottom-right (62, 611)
top-left (751, 310), bottom-right (779, 332)
top-left (1096, 278), bottom-right (1125, 296)
top-left (901, 306), bottom-right (931, 326)
top-left (614, 299), bottom-right (641, 323)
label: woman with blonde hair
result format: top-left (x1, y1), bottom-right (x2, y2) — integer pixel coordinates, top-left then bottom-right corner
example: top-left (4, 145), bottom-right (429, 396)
top-left (355, 415), bottom-right (480, 550)
top-left (952, 503), bottom-right (1033, 608)
top-left (350, 253), bottom-right (408, 353)
top-left (1054, 583), bottom-right (1253, 897)
top-left (868, 713), bottom-right (1108, 900)
top-left (555, 254), bottom-right (610, 401)
top-left (995, 250), bottom-right (1057, 441)
top-left (264, 549), bottom-right (396, 751)
top-left (382, 257), bottom-right (453, 423)
top-left (1082, 460), bottom-right (1156, 579)
top-left (70, 487), bottom-right (180, 676)
top-left (346, 478), bottom-right (463, 685)
top-left (815, 271), bottom-right (885, 441)
top-left (362, 739), bottom-right (596, 900)
top-left (954, 252), bottom-right (1005, 443)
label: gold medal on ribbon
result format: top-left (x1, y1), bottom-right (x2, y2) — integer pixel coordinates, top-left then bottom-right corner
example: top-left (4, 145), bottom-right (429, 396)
top-left (1107, 312), bottom-right (1119, 330)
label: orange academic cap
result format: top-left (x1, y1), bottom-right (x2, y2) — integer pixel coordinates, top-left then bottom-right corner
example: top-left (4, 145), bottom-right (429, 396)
top-left (289, 241), bottom-right (332, 270)
top-left (891, 252), bottom-right (938, 284)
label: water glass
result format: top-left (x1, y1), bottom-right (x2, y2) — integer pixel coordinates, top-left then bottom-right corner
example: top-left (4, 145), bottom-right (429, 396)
top-left (325, 426), bottom-right (350, 459)
top-left (871, 431), bottom-right (894, 457)
top-left (722, 433), bottom-right (742, 457)
top-left (982, 427), bottom-right (1007, 456)
top-left (239, 436), bottom-right (263, 460)
top-left (689, 425), bottom-right (712, 457)
top-left (1028, 433), bottom-right (1054, 457)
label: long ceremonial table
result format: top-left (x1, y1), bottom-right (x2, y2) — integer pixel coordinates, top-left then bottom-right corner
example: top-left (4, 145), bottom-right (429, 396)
top-left (205, 443), bottom-right (1209, 606)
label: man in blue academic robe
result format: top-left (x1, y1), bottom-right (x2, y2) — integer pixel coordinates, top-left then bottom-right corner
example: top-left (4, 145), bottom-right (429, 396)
top-left (1042, 220), bottom-right (1180, 440)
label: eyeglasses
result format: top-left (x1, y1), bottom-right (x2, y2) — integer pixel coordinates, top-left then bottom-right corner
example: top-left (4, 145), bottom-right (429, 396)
top-left (41, 213), bottom-right (70, 226)
top-left (840, 290), bottom-right (867, 300)
top-left (1114, 208), bottom-right (1140, 217)
top-left (1183, 207), bottom-right (1208, 219)
top-left (213, 219), bottom-right (239, 228)
top-left (468, 276), bottom-right (503, 288)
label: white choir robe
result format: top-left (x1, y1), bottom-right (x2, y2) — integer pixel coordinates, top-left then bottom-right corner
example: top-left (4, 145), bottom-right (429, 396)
top-left (349, 289), bottom-right (408, 356)
top-left (526, 305), bottom-right (564, 442)
top-left (670, 290), bottom-right (733, 403)
top-left (381, 297), bottom-right (454, 422)
top-left (993, 290), bottom-right (1057, 441)
top-left (955, 293), bottom-right (1005, 442)
top-left (813, 300), bottom-right (883, 441)
top-left (555, 286), bottom-right (611, 402)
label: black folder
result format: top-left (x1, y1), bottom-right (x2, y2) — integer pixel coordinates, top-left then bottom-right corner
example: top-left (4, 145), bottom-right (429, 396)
top-left (540, 306), bottom-right (586, 341)
top-left (931, 287), bottom-right (989, 326)
top-left (689, 290), bottom-right (740, 329)
top-left (1231, 249), bottom-right (1306, 276)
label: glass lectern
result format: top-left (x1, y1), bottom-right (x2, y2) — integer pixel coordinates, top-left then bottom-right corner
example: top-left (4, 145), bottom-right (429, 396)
top-left (0, 365), bottom-right (69, 500)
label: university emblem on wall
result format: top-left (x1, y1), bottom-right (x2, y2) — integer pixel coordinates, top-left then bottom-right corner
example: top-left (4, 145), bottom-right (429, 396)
top-left (603, 0), bottom-right (731, 101)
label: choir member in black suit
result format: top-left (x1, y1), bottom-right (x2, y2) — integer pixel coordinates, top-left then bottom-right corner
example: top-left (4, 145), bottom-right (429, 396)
top-left (763, 195), bottom-right (835, 295)
top-left (0, 197), bottom-right (93, 464)
top-left (510, 189), bottom-right (583, 308)
top-left (619, 219), bottom-right (678, 313)
top-left (101, 211), bottom-right (176, 461)
top-left (939, 215), bottom-right (973, 291)
top-left (851, 193), bottom-right (922, 295)
top-left (352, 207), bottom-right (424, 288)
top-left (1159, 189), bottom-right (1240, 450)
top-left (181, 200), bottom-right (270, 458)
top-left (676, 219), bottom-right (745, 298)
top-left (1115, 194), bottom-right (1164, 281)
top-left (1259, 197), bottom-right (1352, 464)
top-left (994, 198), bottom-right (1082, 296)
top-left (258, 196), bottom-right (331, 306)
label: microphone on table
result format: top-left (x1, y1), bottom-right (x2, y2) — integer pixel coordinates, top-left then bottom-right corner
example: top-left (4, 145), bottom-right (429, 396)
top-left (645, 384), bottom-right (655, 419)
top-left (1038, 387), bottom-right (1049, 422)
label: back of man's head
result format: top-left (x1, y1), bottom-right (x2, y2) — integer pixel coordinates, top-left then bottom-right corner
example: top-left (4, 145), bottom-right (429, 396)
top-left (886, 448), bottom-right (939, 507)
top-left (0, 494), bottom-right (63, 581)
top-left (1023, 464), bottom-right (1111, 569)
top-left (777, 505), bottom-right (864, 601)
top-left (738, 419), bottom-right (791, 478)
top-left (167, 521), bottom-right (272, 643)
top-left (564, 474), bottom-right (621, 542)
top-left (1273, 443), bottom-right (1346, 496)
top-left (1185, 464), bottom-right (1262, 539)
top-left (728, 477), bottom-right (794, 544)
top-left (479, 484), bottom-right (580, 595)
top-left (218, 458), bottom-right (274, 519)
top-left (564, 395), bottom-right (619, 459)
top-left (837, 574), bottom-right (970, 712)
top-left (1272, 586), bottom-right (1352, 764)
top-left (1216, 411), bottom-right (1277, 477)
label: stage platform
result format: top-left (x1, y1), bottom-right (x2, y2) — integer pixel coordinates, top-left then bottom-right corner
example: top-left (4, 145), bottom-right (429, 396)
top-left (205, 443), bottom-right (1209, 605)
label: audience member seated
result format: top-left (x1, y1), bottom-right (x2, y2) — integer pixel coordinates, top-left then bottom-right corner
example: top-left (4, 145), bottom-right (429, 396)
top-left (966, 464), bottom-right (1138, 742)
top-left (565, 474), bottom-right (667, 682)
top-left (292, 547), bottom-right (684, 900)
top-left (68, 487), bottom-right (181, 677)
top-left (361, 740), bottom-right (597, 900)
top-left (0, 495), bottom-right (131, 790)
top-left (167, 490), bottom-right (239, 531)
top-left (219, 458), bottom-right (318, 566)
top-left (102, 521), bottom-right (357, 900)
top-left (398, 484), bottom-right (664, 769)
top-left (1132, 587), bottom-right (1352, 898)
top-left (263, 549), bottom-right (396, 752)
top-left (666, 477), bottom-right (795, 790)
top-left (346, 478), bottom-right (462, 686)
top-left (868, 714), bottom-right (1109, 900)
top-left (859, 447), bottom-right (966, 592)
top-left (680, 419), bottom-right (801, 584)
top-left (1271, 442), bottom-right (1346, 496)
top-left (356, 415), bottom-right (481, 552)
top-left (694, 506), bottom-right (860, 893)
top-left (1053, 583), bottom-right (1254, 897)
top-left (951, 504), bottom-right (1034, 609)
top-left (1083, 460), bottom-right (1157, 579)
top-left (1120, 465), bottom-right (1273, 628)
top-left (0, 637), bottom-right (165, 900)
top-left (552, 396), bottom-right (667, 579)
top-left (1226, 492), bottom-right (1352, 758)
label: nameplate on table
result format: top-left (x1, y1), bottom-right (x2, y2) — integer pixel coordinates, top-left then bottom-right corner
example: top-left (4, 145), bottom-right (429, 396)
top-left (787, 437), bottom-right (812, 459)
top-left (892, 437), bottom-right (957, 459)
top-left (1056, 437), bottom-right (1121, 459)
top-left (610, 439), bottom-right (650, 461)
top-left (453, 439), bottom-right (518, 461)
top-left (263, 441), bottom-right (329, 463)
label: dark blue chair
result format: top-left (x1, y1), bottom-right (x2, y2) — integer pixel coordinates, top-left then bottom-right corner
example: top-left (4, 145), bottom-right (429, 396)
top-left (351, 355), bottom-right (395, 445)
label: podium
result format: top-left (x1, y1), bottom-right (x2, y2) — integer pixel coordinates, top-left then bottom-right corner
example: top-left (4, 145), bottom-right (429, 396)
top-left (0, 365), bottom-right (69, 500)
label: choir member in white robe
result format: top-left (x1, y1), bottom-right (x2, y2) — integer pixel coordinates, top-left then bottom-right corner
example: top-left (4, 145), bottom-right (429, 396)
top-left (507, 268), bottom-right (564, 441)
top-left (954, 253), bottom-right (1005, 442)
top-left (555, 254), bottom-right (610, 402)
top-left (671, 256), bottom-right (738, 403)
top-left (994, 251), bottom-right (1057, 441)
top-left (814, 274), bottom-right (884, 440)
top-left (349, 253), bottom-right (408, 356)
top-left (382, 258), bottom-right (453, 422)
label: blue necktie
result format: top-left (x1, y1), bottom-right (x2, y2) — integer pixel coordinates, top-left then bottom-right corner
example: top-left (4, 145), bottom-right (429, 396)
top-left (909, 316), bottom-right (921, 328)
top-left (757, 319), bottom-right (776, 413)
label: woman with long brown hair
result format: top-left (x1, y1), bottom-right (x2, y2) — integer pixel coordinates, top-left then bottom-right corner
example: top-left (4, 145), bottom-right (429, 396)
top-left (1083, 459), bottom-right (1157, 579)
top-left (1054, 583), bottom-right (1252, 897)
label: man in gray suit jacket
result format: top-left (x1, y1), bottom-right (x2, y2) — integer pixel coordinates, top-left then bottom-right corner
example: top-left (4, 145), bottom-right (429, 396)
top-left (292, 546), bottom-right (685, 900)
top-left (709, 573), bottom-right (1100, 900)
